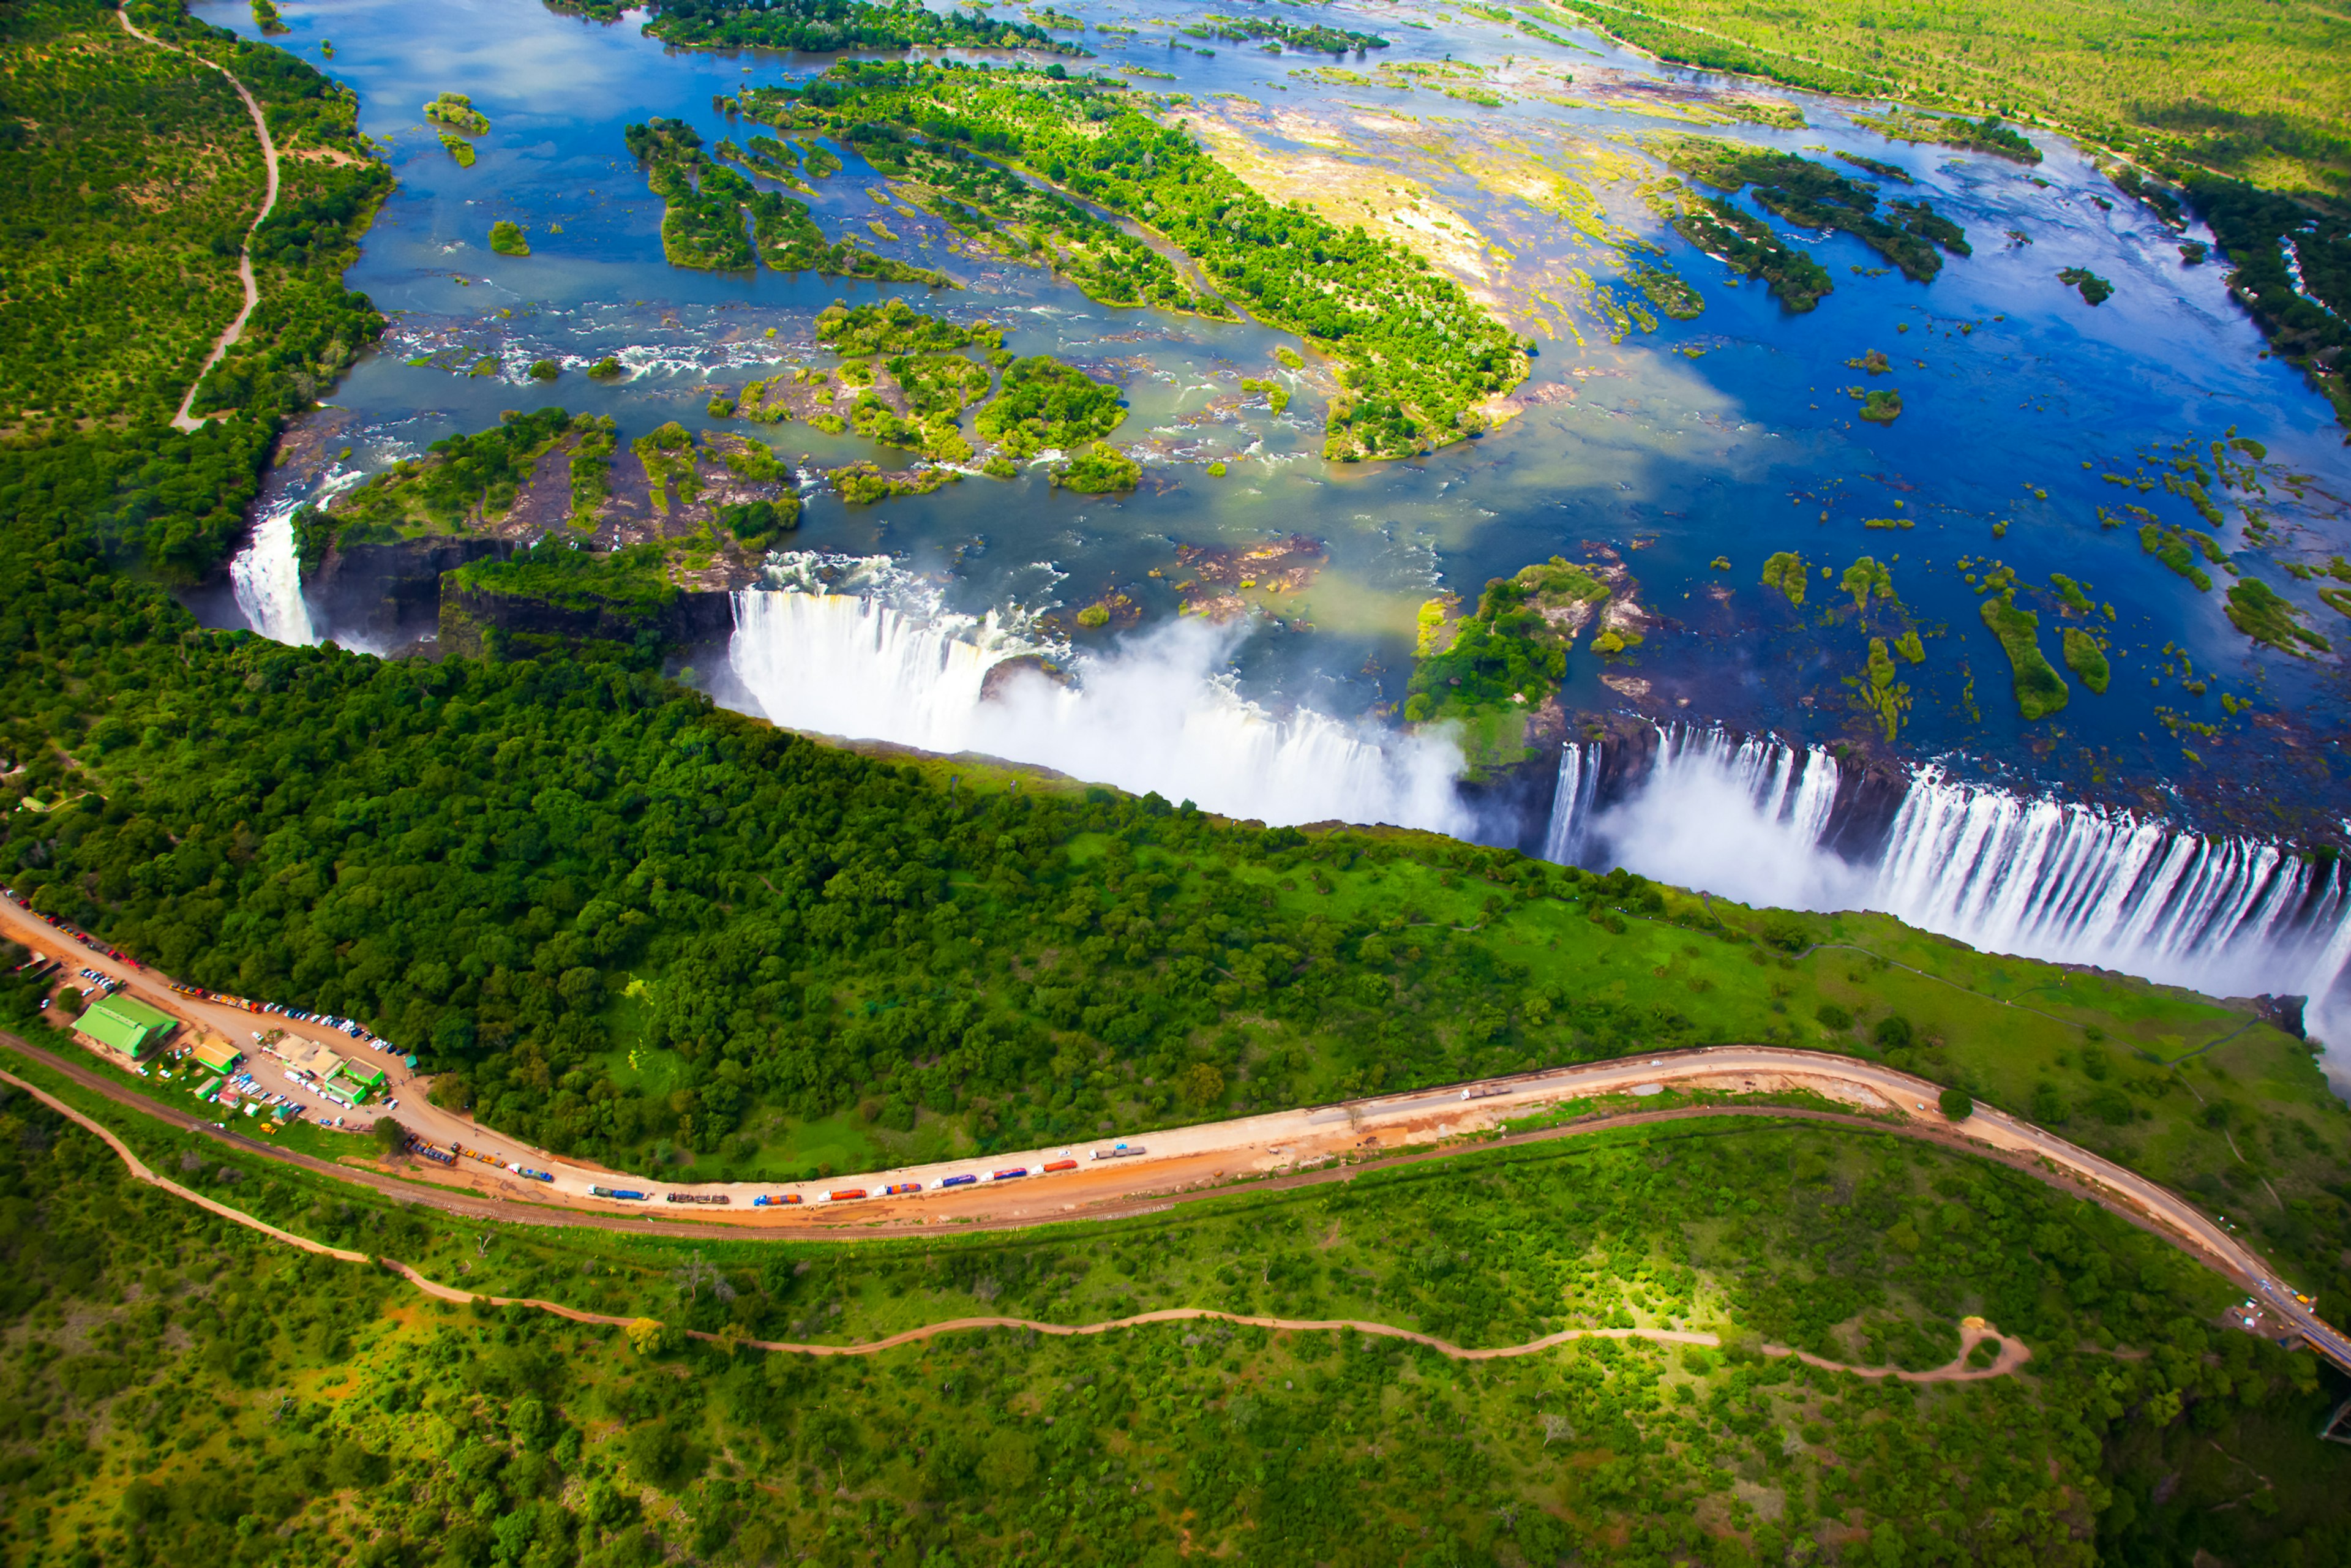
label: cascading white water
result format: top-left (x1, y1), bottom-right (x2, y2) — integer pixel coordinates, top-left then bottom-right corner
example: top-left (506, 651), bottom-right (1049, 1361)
top-left (230, 495), bottom-right (315, 645)
top-left (1545, 725), bottom-right (2351, 1044)
top-left (724, 558), bottom-right (1472, 833)
top-left (1542, 738), bottom-right (1596, 864)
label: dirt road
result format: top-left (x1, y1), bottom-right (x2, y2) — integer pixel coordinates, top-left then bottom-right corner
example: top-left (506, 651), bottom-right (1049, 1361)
top-left (115, 3), bottom-right (281, 432)
top-left (0, 1054), bottom-right (2036, 1381)
top-left (7, 889), bottom-right (2343, 1375)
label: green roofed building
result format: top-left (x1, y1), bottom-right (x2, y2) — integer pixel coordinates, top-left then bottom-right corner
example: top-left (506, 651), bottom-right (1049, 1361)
top-left (326, 1062), bottom-right (386, 1104)
top-left (73, 995), bottom-right (180, 1059)
top-left (192, 1038), bottom-right (243, 1075)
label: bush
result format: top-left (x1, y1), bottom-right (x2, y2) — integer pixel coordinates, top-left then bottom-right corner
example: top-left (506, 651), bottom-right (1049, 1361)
top-left (1939, 1087), bottom-right (1973, 1120)
top-left (1873, 1015), bottom-right (1915, 1052)
top-left (1815, 1003), bottom-right (1853, 1031)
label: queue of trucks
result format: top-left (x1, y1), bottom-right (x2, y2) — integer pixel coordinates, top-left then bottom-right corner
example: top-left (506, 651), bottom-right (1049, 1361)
top-left (591, 1144), bottom-right (1150, 1207)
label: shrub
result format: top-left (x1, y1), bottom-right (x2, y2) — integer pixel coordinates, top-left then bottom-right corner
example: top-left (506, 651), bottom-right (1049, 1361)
top-left (1939, 1087), bottom-right (1973, 1120)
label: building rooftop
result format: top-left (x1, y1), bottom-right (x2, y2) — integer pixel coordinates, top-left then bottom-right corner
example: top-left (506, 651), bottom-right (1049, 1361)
top-left (77, 996), bottom-right (178, 1056)
top-left (99, 994), bottom-right (177, 1033)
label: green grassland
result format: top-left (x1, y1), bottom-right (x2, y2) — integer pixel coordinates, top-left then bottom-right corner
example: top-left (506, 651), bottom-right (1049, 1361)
top-left (1543, 0), bottom-right (2351, 197)
top-left (2, 1071), bottom-right (2346, 1568)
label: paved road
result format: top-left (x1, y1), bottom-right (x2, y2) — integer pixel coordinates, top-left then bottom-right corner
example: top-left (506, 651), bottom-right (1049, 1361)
top-left (114, 4), bottom-right (282, 433)
top-left (8, 891), bottom-right (2345, 1374)
top-left (0, 1055), bottom-right (2042, 1378)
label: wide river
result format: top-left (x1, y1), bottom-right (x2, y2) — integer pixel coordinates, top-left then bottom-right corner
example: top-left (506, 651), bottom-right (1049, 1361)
top-left (193, 0), bottom-right (2351, 1047)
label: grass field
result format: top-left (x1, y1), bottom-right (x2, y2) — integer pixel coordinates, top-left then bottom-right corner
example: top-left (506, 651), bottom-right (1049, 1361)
top-left (3, 1063), bottom-right (2341, 1566)
top-left (1543, 0), bottom-right (2351, 196)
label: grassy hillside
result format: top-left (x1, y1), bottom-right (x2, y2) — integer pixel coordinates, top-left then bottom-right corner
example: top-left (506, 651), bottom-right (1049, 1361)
top-left (1542, 0), bottom-right (2351, 197)
top-left (2, 1080), bottom-right (2345, 1567)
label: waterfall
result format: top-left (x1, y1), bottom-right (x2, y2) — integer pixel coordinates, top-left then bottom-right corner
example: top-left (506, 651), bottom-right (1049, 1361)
top-left (230, 495), bottom-right (315, 645)
top-left (1544, 724), bottom-right (2351, 1031)
top-left (1542, 738), bottom-right (1596, 863)
top-left (723, 559), bottom-right (1472, 833)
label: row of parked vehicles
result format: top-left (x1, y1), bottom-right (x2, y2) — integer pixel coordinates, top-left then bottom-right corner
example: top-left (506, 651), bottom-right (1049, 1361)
top-left (2, 887), bottom-right (130, 968)
top-left (170, 983), bottom-right (378, 1045)
top-left (583, 1143), bottom-right (1150, 1206)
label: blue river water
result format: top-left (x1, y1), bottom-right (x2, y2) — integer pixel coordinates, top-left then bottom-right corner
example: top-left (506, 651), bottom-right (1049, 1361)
top-left (195, 0), bottom-right (2351, 839)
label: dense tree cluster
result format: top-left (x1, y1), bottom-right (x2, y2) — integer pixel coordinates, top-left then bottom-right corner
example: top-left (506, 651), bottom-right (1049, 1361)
top-left (1651, 136), bottom-right (1970, 288)
top-left (2189, 177), bottom-right (2350, 425)
top-left (551, 0), bottom-right (1082, 55)
top-left (0, 0), bottom-right (383, 574)
top-left (0, 0), bottom-right (260, 426)
top-left (750, 62), bottom-right (1527, 459)
top-left (0, 1089), bottom-right (2342, 1568)
top-left (974, 355), bottom-right (1127, 456)
top-left (623, 116), bottom-right (948, 284)
top-left (1406, 560), bottom-right (1610, 727)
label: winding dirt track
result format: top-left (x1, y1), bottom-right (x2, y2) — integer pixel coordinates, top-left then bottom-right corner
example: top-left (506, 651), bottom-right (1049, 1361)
top-left (115, 3), bottom-right (281, 432)
top-left (0, 1057), bottom-right (2030, 1380)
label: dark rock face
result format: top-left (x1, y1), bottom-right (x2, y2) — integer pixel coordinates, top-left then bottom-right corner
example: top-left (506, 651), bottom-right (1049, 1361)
top-left (1463, 710), bottom-right (1921, 869)
top-left (307, 537), bottom-right (512, 651)
top-left (2251, 993), bottom-right (2309, 1040)
top-left (436, 582), bottom-right (737, 659)
top-left (978, 654), bottom-right (1071, 705)
top-left (1818, 755), bottom-right (1911, 865)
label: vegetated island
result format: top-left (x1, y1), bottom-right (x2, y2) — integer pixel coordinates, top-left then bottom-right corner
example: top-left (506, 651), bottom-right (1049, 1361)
top-left (738, 61), bottom-right (1528, 460)
top-left (1851, 108), bottom-right (2041, 163)
top-left (2058, 266), bottom-right (2113, 306)
top-left (719, 299), bottom-right (1138, 488)
top-left (1183, 12), bottom-right (1389, 54)
top-left (623, 116), bottom-right (948, 285)
top-left (1974, 568), bottom-right (2069, 720)
top-left (1648, 135), bottom-right (1971, 309)
top-left (1403, 557), bottom-right (1614, 776)
top-left (546, 0), bottom-right (1084, 54)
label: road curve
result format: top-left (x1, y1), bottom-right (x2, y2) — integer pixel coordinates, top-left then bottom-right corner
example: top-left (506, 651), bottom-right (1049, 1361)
top-left (6, 1025), bottom-right (2344, 1376)
top-left (115, 4), bottom-right (282, 432)
top-left (0, 1056), bottom-right (2034, 1381)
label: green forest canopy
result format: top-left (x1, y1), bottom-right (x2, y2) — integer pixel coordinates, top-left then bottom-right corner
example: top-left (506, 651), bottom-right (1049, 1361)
top-left (0, 1076), bottom-right (2344, 1568)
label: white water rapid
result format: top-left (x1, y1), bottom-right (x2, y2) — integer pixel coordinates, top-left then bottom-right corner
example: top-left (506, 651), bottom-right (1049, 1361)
top-left (1548, 725), bottom-right (2351, 1051)
top-left (230, 495), bottom-right (315, 645)
top-left (724, 558), bottom-right (1471, 833)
